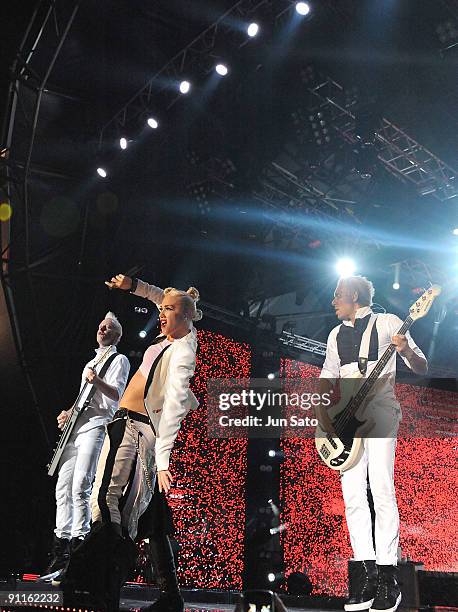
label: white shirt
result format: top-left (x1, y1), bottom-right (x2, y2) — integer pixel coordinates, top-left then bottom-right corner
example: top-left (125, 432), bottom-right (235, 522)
top-left (320, 307), bottom-right (426, 424)
top-left (320, 306), bottom-right (426, 381)
top-left (75, 345), bottom-right (130, 434)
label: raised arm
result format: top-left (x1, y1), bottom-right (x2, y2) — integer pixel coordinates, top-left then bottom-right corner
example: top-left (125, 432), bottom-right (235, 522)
top-left (105, 274), bottom-right (164, 306)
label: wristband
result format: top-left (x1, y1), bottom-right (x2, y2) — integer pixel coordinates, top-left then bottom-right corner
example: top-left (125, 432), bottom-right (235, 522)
top-left (130, 277), bottom-right (138, 293)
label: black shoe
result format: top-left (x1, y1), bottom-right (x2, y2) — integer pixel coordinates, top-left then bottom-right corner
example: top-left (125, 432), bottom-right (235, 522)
top-left (70, 536), bottom-right (85, 552)
top-left (344, 560), bottom-right (378, 611)
top-left (369, 565), bottom-right (402, 612)
top-left (50, 537), bottom-right (86, 586)
top-left (143, 533), bottom-right (183, 612)
top-left (44, 535), bottom-right (71, 575)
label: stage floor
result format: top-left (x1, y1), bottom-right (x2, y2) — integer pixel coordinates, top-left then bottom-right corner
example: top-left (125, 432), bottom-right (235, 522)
top-left (0, 580), bottom-right (343, 612)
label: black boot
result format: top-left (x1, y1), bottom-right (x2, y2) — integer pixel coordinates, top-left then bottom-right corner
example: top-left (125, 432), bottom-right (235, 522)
top-left (70, 536), bottom-right (85, 553)
top-left (370, 565), bottom-right (401, 612)
top-left (44, 535), bottom-right (71, 575)
top-left (143, 533), bottom-right (184, 612)
top-left (345, 560), bottom-right (378, 611)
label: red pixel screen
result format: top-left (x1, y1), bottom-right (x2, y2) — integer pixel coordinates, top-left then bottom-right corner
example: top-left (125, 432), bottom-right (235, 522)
top-left (169, 330), bottom-right (251, 590)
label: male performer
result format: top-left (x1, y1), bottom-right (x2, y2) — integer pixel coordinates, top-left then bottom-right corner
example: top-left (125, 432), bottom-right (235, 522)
top-left (46, 312), bottom-right (130, 576)
top-left (63, 275), bottom-right (201, 612)
top-left (317, 276), bottom-right (427, 612)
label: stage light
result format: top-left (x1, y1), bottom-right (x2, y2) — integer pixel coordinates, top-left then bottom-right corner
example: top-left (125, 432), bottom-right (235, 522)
top-left (139, 330), bottom-right (147, 339)
top-left (267, 573), bottom-right (276, 583)
top-left (392, 262), bottom-right (400, 292)
top-left (119, 137), bottom-right (128, 150)
top-left (96, 167), bottom-right (107, 178)
top-left (147, 117), bottom-right (159, 129)
top-left (0, 203), bottom-right (13, 222)
top-left (453, 228), bottom-right (458, 235)
top-left (295, 2), bottom-right (311, 16)
top-left (215, 63), bottom-right (228, 76)
top-left (268, 450), bottom-right (276, 458)
top-left (336, 258), bottom-right (356, 278)
top-left (179, 80), bottom-right (191, 94)
top-left (247, 22), bottom-right (259, 37)
top-left (267, 372), bottom-right (275, 380)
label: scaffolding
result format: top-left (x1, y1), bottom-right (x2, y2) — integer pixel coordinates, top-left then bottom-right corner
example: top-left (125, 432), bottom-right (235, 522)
top-left (309, 78), bottom-right (458, 201)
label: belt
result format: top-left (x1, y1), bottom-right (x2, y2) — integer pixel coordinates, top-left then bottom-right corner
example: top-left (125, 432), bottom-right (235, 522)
top-left (114, 407), bottom-right (151, 425)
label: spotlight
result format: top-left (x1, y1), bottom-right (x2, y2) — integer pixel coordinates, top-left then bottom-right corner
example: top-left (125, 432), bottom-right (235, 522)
top-left (247, 22), bottom-right (259, 37)
top-left (295, 2), bottom-right (311, 16)
top-left (336, 258), bottom-right (356, 278)
top-left (267, 573), bottom-right (276, 583)
top-left (139, 330), bottom-right (147, 339)
top-left (453, 228), bottom-right (458, 236)
top-left (96, 167), bottom-right (107, 178)
top-left (267, 450), bottom-right (284, 460)
top-left (215, 63), bottom-right (228, 76)
top-left (119, 137), bottom-right (128, 150)
top-left (147, 117), bottom-right (159, 129)
top-left (267, 372), bottom-right (275, 380)
top-left (0, 202), bottom-right (13, 222)
top-left (392, 262), bottom-right (400, 292)
top-left (179, 80), bottom-right (191, 94)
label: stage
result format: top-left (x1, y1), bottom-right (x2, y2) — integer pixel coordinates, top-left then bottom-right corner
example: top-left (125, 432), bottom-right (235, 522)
top-left (0, 579), bottom-right (345, 612)
top-left (2, 574), bottom-right (458, 611)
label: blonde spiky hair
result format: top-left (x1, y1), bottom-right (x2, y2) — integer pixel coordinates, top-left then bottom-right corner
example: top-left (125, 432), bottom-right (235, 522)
top-left (104, 311), bottom-right (123, 342)
top-left (162, 286), bottom-right (203, 322)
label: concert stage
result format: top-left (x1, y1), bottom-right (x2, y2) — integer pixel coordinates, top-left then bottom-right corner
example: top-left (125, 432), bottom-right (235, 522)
top-left (0, 578), bottom-right (344, 612)
top-left (2, 572), bottom-right (457, 612)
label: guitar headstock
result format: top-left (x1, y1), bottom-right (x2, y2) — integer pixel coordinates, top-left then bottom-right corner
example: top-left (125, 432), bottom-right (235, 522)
top-left (409, 285), bottom-right (442, 321)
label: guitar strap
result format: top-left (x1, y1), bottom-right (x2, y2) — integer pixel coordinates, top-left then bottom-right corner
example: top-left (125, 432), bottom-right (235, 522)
top-left (82, 351), bottom-right (119, 408)
top-left (358, 314), bottom-right (377, 375)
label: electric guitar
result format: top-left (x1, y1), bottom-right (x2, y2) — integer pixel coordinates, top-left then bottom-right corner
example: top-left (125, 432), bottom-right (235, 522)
top-left (315, 285), bottom-right (441, 472)
top-left (47, 348), bottom-right (116, 476)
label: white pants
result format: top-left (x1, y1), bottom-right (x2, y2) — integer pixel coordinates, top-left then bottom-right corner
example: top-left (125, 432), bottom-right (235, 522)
top-left (90, 412), bottom-right (156, 540)
top-left (55, 425), bottom-right (106, 539)
top-left (341, 436), bottom-right (399, 566)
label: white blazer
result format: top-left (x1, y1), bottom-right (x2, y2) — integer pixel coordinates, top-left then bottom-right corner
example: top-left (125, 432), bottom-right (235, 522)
top-left (133, 279), bottom-right (199, 471)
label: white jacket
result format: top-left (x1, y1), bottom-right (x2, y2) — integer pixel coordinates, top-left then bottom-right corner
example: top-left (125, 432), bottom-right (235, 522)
top-left (133, 279), bottom-right (199, 471)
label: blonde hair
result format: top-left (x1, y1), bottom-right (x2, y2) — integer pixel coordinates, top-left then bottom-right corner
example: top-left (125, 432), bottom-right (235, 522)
top-left (163, 286), bottom-right (203, 322)
top-left (104, 311), bottom-right (123, 342)
top-left (339, 276), bottom-right (375, 307)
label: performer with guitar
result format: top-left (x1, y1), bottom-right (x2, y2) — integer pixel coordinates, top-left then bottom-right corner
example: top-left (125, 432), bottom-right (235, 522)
top-left (45, 312), bottom-right (130, 577)
top-left (316, 276), bottom-right (428, 612)
top-left (62, 275), bottom-right (202, 612)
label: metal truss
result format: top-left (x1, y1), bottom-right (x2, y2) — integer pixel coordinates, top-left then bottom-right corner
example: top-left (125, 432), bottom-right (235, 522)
top-left (308, 78), bottom-right (458, 201)
top-left (1, 0), bottom-right (82, 447)
top-left (279, 331), bottom-right (326, 356)
top-left (99, 0), bottom-right (296, 144)
top-left (256, 160), bottom-right (362, 221)
top-left (250, 159), bottom-right (369, 253)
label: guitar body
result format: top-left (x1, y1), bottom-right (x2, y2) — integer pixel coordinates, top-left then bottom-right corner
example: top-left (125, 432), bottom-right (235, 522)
top-left (47, 402), bottom-right (88, 476)
top-left (315, 374), bottom-right (375, 472)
